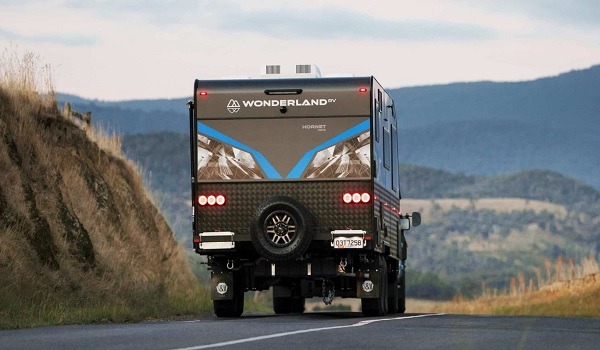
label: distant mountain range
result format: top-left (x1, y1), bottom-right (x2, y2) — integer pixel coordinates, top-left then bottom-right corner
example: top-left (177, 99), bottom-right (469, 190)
top-left (119, 130), bottom-right (600, 297)
top-left (57, 64), bottom-right (600, 189)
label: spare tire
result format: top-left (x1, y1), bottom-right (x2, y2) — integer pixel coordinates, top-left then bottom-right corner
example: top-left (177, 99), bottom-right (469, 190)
top-left (251, 196), bottom-right (313, 261)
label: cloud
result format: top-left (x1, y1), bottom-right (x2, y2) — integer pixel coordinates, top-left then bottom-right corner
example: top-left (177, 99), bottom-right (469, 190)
top-left (0, 28), bottom-right (99, 47)
top-left (60, 1), bottom-right (495, 42)
top-left (462, 0), bottom-right (600, 27)
top-left (64, 0), bottom-right (206, 25)
top-left (214, 7), bottom-right (496, 41)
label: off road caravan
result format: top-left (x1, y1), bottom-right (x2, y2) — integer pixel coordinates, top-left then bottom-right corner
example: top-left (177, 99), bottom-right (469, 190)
top-left (188, 64), bottom-right (420, 317)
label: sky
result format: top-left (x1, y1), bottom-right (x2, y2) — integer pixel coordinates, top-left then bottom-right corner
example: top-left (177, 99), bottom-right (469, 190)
top-left (1, 0), bottom-right (599, 101)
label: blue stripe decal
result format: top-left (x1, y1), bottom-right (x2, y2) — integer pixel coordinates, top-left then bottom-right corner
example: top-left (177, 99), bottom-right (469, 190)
top-left (286, 119), bottom-right (370, 179)
top-left (197, 121), bottom-right (281, 179)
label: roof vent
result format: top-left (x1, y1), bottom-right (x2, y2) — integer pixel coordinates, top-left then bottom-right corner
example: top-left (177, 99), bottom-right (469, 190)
top-left (260, 64), bottom-right (321, 78)
top-left (296, 65), bottom-right (311, 74)
top-left (265, 65), bottom-right (281, 75)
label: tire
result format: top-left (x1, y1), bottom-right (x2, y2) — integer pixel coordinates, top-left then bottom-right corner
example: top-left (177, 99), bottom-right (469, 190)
top-left (388, 265), bottom-right (399, 314)
top-left (290, 297), bottom-right (305, 314)
top-left (273, 296), bottom-right (291, 314)
top-left (398, 267), bottom-right (406, 314)
top-left (214, 288), bottom-right (244, 317)
top-left (251, 197), bottom-right (313, 261)
top-left (214, 273), bottom-right (244, 317)
top-left (362, 256), bottom-right (388, 317)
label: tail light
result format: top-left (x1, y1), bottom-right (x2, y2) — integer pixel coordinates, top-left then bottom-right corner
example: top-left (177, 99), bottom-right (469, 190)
top-left (343, 192), bottom-right (370, 204)
top-left (361, 193), bottom-right (371, 202)
top-left (198, 194), bottom-right (226, 206)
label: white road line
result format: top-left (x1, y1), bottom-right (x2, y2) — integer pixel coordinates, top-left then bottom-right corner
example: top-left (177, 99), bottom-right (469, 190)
top-left (172, 313), bottom-right (445, 350)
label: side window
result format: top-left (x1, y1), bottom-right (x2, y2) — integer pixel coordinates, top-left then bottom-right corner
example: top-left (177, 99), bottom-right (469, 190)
top-left (392, 125), bottom-right (398, 191)
top-left (383, 128), bottom-right (391, 170)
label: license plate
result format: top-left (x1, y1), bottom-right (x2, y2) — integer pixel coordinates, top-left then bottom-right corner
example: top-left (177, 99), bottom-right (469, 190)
top-left (333, 237), bottom-right (364, 249)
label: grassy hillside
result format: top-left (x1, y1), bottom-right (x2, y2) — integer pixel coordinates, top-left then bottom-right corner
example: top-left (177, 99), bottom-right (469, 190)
top-left (0, 54), bottom-right (210, 328)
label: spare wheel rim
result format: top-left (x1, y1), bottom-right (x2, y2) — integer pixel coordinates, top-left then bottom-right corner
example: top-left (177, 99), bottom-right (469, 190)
top-left (264, 210), bottom-right (297, 247)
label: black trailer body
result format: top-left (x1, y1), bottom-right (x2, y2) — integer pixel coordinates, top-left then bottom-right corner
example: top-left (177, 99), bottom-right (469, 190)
top-left (189, 74), bottom-right (420, 317)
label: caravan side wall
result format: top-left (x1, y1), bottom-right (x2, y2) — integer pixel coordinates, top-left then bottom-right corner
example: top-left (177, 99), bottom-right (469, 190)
top-left (371, 78), bottom-right (402, 259)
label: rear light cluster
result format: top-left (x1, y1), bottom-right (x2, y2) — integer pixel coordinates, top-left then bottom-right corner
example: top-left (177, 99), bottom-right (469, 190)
top-left (198, 195), bottom-right (226, 206)
top-left (343, 192), bottom-right (370, 204)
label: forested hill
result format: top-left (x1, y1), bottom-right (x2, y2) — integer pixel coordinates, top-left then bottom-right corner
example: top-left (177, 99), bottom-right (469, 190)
top-left (400, 164), bottom-right (600, 214)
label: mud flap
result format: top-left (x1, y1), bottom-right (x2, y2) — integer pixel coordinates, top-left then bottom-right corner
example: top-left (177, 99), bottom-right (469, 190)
top-left (356, 270), bottom-right (382, 298)
top-left (211, 271), bottom-right (234, 300)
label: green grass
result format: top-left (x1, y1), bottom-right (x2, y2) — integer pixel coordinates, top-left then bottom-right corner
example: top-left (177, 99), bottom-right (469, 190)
top-left (0, 286), bottom-right (213, 329)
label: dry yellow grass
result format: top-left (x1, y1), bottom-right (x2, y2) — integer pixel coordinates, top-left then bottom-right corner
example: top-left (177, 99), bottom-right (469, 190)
top-left (0, 49), bottom-right (210, 329)
top-left (0, 45), bottom-right (54, 108)
top-left (438, 257), bottom-right (600, 317)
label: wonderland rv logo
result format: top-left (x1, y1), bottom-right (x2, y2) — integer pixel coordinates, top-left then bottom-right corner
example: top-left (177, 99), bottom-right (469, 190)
top-left (227, 98), bottom-right (337, 113)
top-left (227, 99), bottom-right (241, 113)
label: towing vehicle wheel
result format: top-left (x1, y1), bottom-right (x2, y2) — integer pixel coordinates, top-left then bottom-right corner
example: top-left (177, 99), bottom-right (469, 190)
top-left (251, 197), bottom-right (313, 261)
top-left (361, 256), bottom-right (388, 316)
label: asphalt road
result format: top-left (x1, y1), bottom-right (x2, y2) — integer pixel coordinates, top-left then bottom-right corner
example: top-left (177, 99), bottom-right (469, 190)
top-left (1, 313), bottom-right (599, 350)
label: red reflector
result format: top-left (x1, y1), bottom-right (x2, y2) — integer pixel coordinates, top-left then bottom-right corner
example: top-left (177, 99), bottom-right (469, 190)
top-left (359, 88), bottom-right (367, 93)
top-left (193, 237), bottom-right (201, 243)
top-left (365, 234), bottom-right (372, 241)
top-left (216, 195), bottom-right (226, 206)
top-left (199, 91), bottom-right (208, 97)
